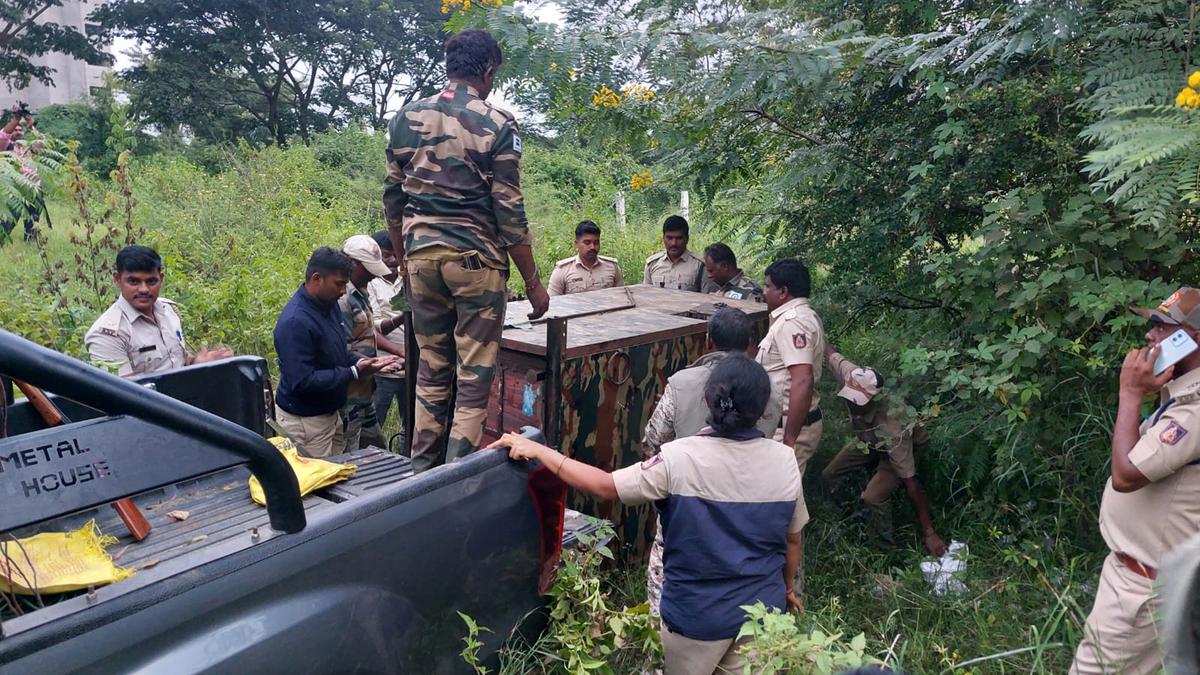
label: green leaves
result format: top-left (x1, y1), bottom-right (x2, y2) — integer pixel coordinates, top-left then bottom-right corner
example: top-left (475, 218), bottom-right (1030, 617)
top-left (736, 602), bottom-right (880, 674)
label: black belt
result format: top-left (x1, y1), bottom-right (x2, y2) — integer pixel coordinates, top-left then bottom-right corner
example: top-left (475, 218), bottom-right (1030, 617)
top-left (805, 409), bottom-right (822, 425)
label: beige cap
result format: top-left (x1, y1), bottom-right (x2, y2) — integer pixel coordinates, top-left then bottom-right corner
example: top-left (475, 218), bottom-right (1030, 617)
top-left (1131, 287), bottom-right (1200, 331)
top-left (343, 235), bottom-right (391, 278)
top-left (837, 367), bottom-right (881, 406)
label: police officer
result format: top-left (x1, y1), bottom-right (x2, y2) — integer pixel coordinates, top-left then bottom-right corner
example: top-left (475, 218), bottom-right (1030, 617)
top-left (1072, 288), bottom-right (1200, 674)
top-left (643, 215), bottom-right (705, 291)
top-left (384, 30), bottom-right (549, 473)
top-left (85, 245), bottom-right (232, 377)
top-left (757, 258), bottom-right (825, 475)
top-left (821, 343), bottom-right (947, 556)
top-left (756, 258), bottom-right (823, 596)
top-left (548, 221), bottom-right (624, 296)
top-left (700, 242), bottom-right (763, 302)
top-left (641, 307), bottom-right (783, 617)
top-left (491, 355), bottom-right (805, 674)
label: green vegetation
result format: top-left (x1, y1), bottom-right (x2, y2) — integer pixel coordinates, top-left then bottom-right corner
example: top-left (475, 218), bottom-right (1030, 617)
top-left (5, 0), bottom-right (1200, 670)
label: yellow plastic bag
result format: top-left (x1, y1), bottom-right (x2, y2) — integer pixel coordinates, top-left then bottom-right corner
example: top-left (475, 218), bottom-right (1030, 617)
top-left (248, 437), bottom-right (356, 506)
top-left (0, 520), bottom-right (134, 595)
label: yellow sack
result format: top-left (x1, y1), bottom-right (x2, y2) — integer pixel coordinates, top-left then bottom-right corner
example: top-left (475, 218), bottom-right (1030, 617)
top-left (248, 437), bottom-right (356, 506)
top-left (0, 520), bottom-right (134, 595)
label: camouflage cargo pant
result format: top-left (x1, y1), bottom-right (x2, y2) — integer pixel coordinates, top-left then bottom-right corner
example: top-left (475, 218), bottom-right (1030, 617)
top-left (333, 399), bottom-right (384, 455)
top-left (406, 257), bottom-right (507, 473)
top-left (647, 516), bottom-right (665, 616)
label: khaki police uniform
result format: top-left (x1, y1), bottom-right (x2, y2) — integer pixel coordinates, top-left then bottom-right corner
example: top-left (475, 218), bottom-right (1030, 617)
top-left (756, 297), bottom-right (825, 475)
top-left (642, 249), bottom-right (705, 292)
top-left (1071, 366), bottom-right (1200, 674)
top-left (612, 433), bottom-right (806, 674)
top-left (547, 254), bottom-right (623, 296)
top-left (640, 350), bottom-right (785, 617)
top-left (84, 295), bottom-right (187, 377)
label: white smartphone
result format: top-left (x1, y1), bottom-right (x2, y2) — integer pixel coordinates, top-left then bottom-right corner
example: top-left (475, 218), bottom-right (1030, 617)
top-left (1154, 329), bottom-right (1199, 375)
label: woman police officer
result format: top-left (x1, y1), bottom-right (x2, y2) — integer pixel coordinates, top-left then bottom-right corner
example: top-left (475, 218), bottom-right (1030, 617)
top-left (489, 354), bottom-right (807, 673)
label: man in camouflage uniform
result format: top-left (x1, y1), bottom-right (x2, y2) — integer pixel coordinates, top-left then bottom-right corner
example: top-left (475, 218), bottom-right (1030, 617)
top-left (384, 30), bottom-right (549, 473)
top-left (641, 307), bottom-right (782, 616)
top-left (700, 242), bottom-right (764, 302)
top-left (332, 235), bottom-right (402, 454)
top-left (643, 215), bottom-right (705, 291)
top-left (548, 220), bottom-right (624, 296)
top-left (821, 342), bottom-right (947, 556)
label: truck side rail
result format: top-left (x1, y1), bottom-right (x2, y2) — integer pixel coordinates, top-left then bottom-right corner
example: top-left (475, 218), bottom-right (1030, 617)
top-left (0, 330), bottom-right (305, 534)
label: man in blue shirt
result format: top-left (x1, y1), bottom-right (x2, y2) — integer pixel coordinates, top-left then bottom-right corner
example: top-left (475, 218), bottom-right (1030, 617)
top-left (274, 247), bottom-right (395, 457)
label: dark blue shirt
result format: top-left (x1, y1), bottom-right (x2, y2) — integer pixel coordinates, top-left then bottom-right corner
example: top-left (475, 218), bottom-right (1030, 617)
top-left (273, 285), bottom-right (357, 416)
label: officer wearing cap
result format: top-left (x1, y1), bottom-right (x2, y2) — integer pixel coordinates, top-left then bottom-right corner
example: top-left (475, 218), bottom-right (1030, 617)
top-left (86, 245), bottom-right (233, 377)
top-left (821, 344), bottom-right (947, 556)
top-left (548, 221), bottom-right (624, 296)
top-left (333, 235), bottom-right (403, 454)
top-left (1071, 287), bottom-right (1200, 674)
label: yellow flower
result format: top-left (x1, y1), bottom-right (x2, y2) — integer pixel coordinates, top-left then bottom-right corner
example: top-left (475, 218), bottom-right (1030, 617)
top-left (1189, 70), bottom-right (1200, 89)
top-left (568, 69), bottom-right (577, 78)
top-left (550, 62), bottom-right (557, 70)
top-left (592, 86), bottom-right (623, 109)
top-left (630, 170), bottom-right (654, 190)
top-left (1177, 87), bottom-right (1197, 108)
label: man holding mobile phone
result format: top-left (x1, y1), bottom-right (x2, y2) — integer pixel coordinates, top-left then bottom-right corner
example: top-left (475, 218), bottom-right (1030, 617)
top-left (1072, 287), bottom-right (1200, 674)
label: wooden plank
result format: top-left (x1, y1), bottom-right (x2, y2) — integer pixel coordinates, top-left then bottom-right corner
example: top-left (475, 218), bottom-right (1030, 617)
top-left (502, 308), bottom-right (707, 358)
top-left (506, 285), bottom-right (767, 323)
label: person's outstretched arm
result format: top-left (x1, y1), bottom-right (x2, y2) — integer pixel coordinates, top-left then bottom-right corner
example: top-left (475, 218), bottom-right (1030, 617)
top-left (489, 433), bottom-right (618, 500)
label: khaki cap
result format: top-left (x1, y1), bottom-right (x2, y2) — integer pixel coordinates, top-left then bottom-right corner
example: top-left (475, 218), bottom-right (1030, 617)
top-left (343, 235), bottom-right (392, 278)
top-left (1131, 287), bottom-right (1200, 331)
top-left (837, 367), bottom-right (881, 406)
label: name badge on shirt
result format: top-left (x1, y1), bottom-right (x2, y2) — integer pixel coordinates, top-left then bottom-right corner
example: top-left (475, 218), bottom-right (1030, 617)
top-left (138, 345), bottom-right (158, 353)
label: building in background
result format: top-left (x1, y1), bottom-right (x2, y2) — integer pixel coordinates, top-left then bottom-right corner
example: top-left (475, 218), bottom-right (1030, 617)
top-left (8, 1), bottom-right (113, 109)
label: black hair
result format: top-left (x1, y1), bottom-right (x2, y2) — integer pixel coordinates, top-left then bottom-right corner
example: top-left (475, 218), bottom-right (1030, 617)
top-left (708, 307), bottom-right (752, 352)
top-left (445, 30), bottom-right (503, 80)
top-left (704, 242), bottom-right (737, 268)
top-left (115, 245), bottom-right (163, 274)
top-left (662, 215), bottom-right (689, 236)
top-left (869, 368), bottom-right (885, 390)
top-left (305, 246), bottom-right (353, 281)
top-left (371, 230), bottom-right (393, 252)
top-left (704, 353), bottom-right (770, 433)
top-left (764, 258), bottom-right (811, 298)
top-left (575, 220), bottom-right (601, 239)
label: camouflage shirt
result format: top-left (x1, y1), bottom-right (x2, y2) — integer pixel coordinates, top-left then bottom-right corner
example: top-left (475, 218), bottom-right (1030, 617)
top-left (339, 284), bottom-right (376, 402)
top-left (701, 270), bottom-right (764, 302)
top-left (383, 82), bottom-right (531, 270)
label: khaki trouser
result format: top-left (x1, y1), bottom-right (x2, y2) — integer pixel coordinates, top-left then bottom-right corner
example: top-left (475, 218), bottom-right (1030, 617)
top-left (274, 405), bottom-right (338, 458)
top-left (1070, 553), bottom-right (1165, 675)
top-left (661, 626), bottom-right (752, 675)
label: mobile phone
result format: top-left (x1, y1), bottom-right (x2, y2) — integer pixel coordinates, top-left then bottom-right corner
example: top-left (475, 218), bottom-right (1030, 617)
top-left (1154, 329), bottom-right (1198, 375)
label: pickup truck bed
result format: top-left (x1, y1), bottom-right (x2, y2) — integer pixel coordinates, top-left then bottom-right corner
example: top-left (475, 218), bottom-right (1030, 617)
top-left (0, 335), bottom-right (572, 675)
